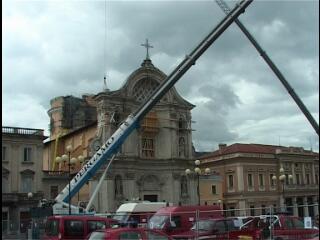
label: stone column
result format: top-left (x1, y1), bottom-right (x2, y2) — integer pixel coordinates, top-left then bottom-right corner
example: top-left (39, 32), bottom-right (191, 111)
top-left (293, 197), bottom-right (299, 217)
top-left (311, 163), bottom-right (316, 184)
top-left (280, 183), bottom-right (286, 212)
top-left (291, 163), bottom-right (296, 184)
top-left (303, 196), bottom-right (309, 217)
top-left (302, 164), bottom-right (306, 185)
top-left (280, 195), bottom-right (286, 212)
top-left (313, 196), bottom-right (319, 217)
top-left (238, 200), bottom-right (246, 216)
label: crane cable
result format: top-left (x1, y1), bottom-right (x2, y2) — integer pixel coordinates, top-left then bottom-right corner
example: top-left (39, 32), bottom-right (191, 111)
top-left (103, 0), bottom-right (108, 91)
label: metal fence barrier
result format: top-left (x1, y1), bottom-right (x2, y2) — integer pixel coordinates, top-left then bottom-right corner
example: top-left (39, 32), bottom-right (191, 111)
top-left (2, 203), bottom-right (319, 240)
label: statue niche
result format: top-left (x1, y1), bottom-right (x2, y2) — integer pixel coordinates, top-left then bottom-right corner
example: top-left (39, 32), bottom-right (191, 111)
top-left (114, 175), bottom-right (123, 198)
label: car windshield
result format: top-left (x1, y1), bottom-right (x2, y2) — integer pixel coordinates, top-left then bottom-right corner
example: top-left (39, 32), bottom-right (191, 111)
top-left (113, 212), bottom-right (129, 222)
top-left (148, 215), bottom-right (168, 229)
top-left (191, 220), bottom-right (215, 231)
top-left (241, 216), bottom-right (279, 229)
top-left (88, 231), bottom-right (105, 240)
top-left (45, 219), bottom-right (59, 236)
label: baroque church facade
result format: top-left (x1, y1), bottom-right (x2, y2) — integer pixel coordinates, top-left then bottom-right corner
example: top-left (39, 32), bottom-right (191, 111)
top-left (46, 56), bottom-right (199, 212)
top-left (91, 57), bottom-right (196, 211)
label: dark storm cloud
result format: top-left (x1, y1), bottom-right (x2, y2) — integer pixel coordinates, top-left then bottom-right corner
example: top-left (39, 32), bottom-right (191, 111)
top-left (3, 0), bottom-right (319, 151)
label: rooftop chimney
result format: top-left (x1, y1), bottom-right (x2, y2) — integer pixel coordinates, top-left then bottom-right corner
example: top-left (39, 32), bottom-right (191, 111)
top-left (218, 143), bottom-right (227, 150)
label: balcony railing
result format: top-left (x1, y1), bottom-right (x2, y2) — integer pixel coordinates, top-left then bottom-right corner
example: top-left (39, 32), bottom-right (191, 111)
top-left (2, 193), bottom-right (18, 202)
top-left (285, 184), bottom-right (319, 190)
top-left (2, 126), bottom-right (44, 136)
top-left (2, 192), bottom-right (44, 203)
top-left (42, 171), bottom-right (69, 180)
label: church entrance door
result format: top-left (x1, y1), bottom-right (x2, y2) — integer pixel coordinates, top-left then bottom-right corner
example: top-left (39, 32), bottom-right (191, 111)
top-left (144, 195), bottom-right (158, 202)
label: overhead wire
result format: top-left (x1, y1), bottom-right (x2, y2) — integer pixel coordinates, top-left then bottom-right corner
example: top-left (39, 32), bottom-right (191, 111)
top-left (103, 0), bottom-right (108, 91)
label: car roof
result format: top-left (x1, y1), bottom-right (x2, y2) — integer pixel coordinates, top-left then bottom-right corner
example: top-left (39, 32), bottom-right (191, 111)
top-left (91, 227), bottom-right (171, 239)
top-left (197, 218), bottom-right (228, 221)
top-left (47, 215), bottom-right (116, 221)
top-left (100, 227), bottom-right (167, 233)
top-left (116, 202), bottom-right (167, 213)
top-left (155, 205), bottom-right (222, 214)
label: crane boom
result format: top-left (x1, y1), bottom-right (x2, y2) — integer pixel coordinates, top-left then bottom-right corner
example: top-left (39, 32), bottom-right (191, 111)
top-left (215, 0), bottom-right (319, 135)
top-left (55, 0), bottom-right (253, 204)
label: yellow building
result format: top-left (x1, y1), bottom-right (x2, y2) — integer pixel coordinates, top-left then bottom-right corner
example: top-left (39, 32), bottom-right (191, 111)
top-left (43, 122), bottom-right (97, 206)
top-left (199, 173), bottom-right (223, 206)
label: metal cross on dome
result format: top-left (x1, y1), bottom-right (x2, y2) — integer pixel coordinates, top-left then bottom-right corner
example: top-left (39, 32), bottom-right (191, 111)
top-left (141, 38), bottom-right (153, 60)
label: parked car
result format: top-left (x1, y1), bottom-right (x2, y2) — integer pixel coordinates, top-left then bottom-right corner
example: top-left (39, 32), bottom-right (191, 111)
top-left (148, 205), bottom-right (223, 236)
top-left (86, 227), bottom-right (173, 240)
top-left (171, 218), bottom-right (243, 240)
top-left (240, 214), bottom-right (319, 240)
top-left (43, 215), bottom-right (118, 240)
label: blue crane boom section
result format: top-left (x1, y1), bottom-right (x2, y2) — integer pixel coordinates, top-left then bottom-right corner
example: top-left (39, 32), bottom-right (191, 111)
top-left (55, 0), bottom-right (253, 204)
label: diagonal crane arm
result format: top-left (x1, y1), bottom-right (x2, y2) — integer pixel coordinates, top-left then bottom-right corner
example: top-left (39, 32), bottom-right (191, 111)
top-left (55, 0), bottom-right (254, 205)
top-left (215, 0), bottom-right (319, 135)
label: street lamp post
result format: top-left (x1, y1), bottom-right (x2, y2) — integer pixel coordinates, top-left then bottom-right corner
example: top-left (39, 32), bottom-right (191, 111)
top-left (275, 167), bottom-right (293, 212)
top-left (195, 160), bottom-right (201, 206)
top-left (185, 160), bottom-right (204, 206)
top-left (55, 145), bottom-right (84, 215)
top-left (77, 155), bottom-right (85, 202)
top-left (64, 145), bottom-right (72, 215)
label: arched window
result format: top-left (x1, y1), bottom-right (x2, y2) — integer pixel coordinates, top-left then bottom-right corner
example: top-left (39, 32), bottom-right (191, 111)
top-left (178, 118), bottom-right (184, 129)
top-left (132, 78), bottom-right (159, 102)
top-left (141, 133), bottom-right (155, 158)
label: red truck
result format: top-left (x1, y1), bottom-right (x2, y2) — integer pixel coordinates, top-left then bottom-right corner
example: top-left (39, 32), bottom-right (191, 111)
top-left (43, 215), bottom-right (118, 240)
top-left (148, 205), bottom-right (223, 236)
top-left (239, 214), bottom-right (319, 240)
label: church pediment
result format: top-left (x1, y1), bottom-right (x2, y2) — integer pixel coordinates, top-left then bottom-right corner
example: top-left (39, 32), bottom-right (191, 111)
top-left (94, 57), bottom-right (194, 110)
top-left (136, 174), bottom-right (165, 191)
top-left (122, 59), bottom-right (194, 108)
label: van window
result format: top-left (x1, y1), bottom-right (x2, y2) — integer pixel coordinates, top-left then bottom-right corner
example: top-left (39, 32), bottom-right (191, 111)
top-left (226, 220), bottom-right (237, 231)
top-left (292, 218), bottom-right (304, 229)
top-left (113, 212), bottom-right (129, 222)
top-left (214, 221), bottom-right (226, 233)
top-left (88, 231), bottom-right (105, 240)
top-left (45, 220), bottom-right (59, 236)
top-left (119, 231), bottom-right (142, 240)
top-left (64, 220), bottom-right (84, 237)
top-left (191, 220), bottom-right (214, 231)
top-left (129, 214), bottom-right (140, 223)
top-left (272, 218), bottom-right (281, 228)
top-left (171, 216), bottom-right (181, 228)
top-left (87, 221), bottom-right (106, 232)
top-left (284, 218), bottom-right (294, 229)
top-left (148, 215), bottom-right (168, 229)
top-left (147, 231), bottom-right (169, 240)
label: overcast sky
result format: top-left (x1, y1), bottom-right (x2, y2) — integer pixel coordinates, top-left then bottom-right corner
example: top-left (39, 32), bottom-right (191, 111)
top-left (3, 0), bottom-right (319, 152)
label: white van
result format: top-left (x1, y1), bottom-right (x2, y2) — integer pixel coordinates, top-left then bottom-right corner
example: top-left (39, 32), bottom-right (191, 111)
top-left (113, 201), bottom-right (169, 227)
